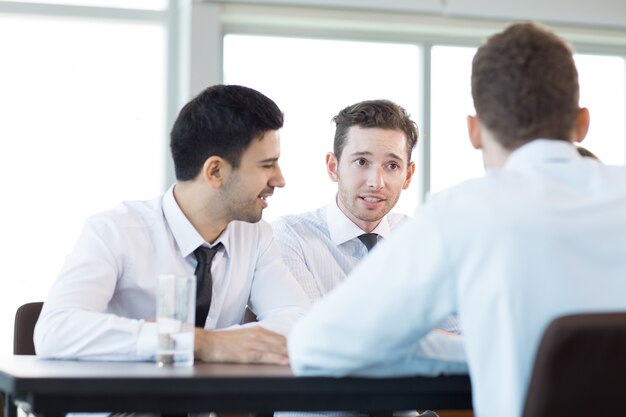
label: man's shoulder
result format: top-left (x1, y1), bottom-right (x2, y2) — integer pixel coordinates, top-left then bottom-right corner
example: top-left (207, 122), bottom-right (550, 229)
top-left (427, 177), bottom-right (490, 207)
top-left (85, 195), bottom-right (163, 233)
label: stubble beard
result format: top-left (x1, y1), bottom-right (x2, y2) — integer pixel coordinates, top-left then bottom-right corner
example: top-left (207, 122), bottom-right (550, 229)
top-left (220, 180), bottom-right (263, 224)
top-left (337, 187), bottom-right (391, 224)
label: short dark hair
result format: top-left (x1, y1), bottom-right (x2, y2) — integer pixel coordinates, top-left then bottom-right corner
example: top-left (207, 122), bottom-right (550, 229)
top-left (471, 22), bottom-right (580, 150)
top-left (170, 85), bottom-right (284, 180)
top-left (332, 100), bottom-right (418, 162)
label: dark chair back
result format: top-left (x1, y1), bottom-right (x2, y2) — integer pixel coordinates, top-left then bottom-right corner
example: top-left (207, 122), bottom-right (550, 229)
top-left (13, 302), bottom-right (44, 355)
top-left (522, 312), bottom-right (626, 417)
top-left (242, 306), bottom-right (257, 324)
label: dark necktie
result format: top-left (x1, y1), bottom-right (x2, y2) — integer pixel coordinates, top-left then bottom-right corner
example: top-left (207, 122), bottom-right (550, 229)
top-left (358, 233), bottom-right (379, 252)
top-left (194, 244), bottom-right (222, 327)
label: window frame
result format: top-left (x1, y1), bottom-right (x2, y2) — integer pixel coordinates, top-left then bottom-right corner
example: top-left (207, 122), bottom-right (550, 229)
top-left (196, 2), bottom-right (626, 202)
top-left (0, 0), bottom-right (187, 354)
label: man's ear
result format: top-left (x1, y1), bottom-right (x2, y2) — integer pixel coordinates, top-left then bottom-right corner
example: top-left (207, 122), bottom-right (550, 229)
top-left (402, 161), bottom-right (416, 189)
top-left (200, 156), bottom-right (230, 188)
top-left (573, 107), bottom-right (590, 143)
top-left (326, 152), bottom-right (339, 182)
top-left (467, 115), bottom-right (483, 150)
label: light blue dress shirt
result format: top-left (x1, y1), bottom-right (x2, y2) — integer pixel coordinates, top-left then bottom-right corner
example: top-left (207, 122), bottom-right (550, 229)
top-left (274, 200), bottom-right (467, 366)
top-left (289, 140), bottom-right (626, 417)
top-left (274, 202), bottom-right (464, 417)
top-left (272, 201), bottom-right (403, 303)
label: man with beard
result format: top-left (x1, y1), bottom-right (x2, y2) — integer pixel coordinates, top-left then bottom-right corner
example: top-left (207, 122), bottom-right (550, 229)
top-left (35, 84), bottom-right (309, 364)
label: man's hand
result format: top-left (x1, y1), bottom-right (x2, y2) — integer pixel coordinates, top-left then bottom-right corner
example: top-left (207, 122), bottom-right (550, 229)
top-left (194, 326), bottom-right (289, 365)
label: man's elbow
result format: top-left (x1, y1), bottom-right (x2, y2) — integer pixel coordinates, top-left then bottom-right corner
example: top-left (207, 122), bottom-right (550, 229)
top-left (288, 332), bottom-right (336, 376)
top-left (33, 312), bottom-right (73, 359)
top-left (33, 318), bottom-right (58, 358)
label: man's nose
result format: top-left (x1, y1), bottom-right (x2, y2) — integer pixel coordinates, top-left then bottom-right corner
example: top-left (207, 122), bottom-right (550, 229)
top-left (271, 164), bottom-right (286, 188)
top-left (366, 166), bottom-right (384, 189)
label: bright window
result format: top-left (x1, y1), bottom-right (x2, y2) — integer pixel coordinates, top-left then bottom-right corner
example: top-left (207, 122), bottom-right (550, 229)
top-left (430, 45), bottom-right (482, 194)
top-left (575, 54), bottom-right (625, 164)
top-left (223, 34), bottom-right (422, 221)
top-left (0, 13), bottom-right (166, 354)
top-left (430, 47), bottom-right (626, 194)
top-left (224, 34), bottom-right (626, 216)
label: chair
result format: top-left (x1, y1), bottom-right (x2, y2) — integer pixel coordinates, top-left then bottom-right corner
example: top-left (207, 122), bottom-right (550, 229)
top-left (4, 302), bottom-right (44, 417)
top-left (242, 306), bottom-right (257, 324)
top-left (522, 312), bottom-right (626, 417)
top-left (13, 302), bottom-right (43, 355)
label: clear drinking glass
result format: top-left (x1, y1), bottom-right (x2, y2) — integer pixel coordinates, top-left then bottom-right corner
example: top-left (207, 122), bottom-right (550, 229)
top-left (156, 274), bottom-right (195, 367)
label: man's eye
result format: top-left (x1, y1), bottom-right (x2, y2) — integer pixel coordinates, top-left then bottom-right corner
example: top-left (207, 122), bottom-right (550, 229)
top-left (355, 159), bottom-right (367, 166)
top-left (388, 162), bottom-right (399, 170)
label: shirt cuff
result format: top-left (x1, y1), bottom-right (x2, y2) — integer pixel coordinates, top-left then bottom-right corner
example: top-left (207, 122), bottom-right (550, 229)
top-left (136, 320), bottom-right (158, 360)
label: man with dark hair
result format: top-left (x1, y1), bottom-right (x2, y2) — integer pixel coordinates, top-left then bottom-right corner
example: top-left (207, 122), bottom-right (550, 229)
top-left (288, 23), bottom-right (626, 417)
top-left (35, 84), bottom-right (309, 364)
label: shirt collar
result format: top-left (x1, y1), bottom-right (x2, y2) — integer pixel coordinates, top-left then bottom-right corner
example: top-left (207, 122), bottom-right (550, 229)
top-left (162, 184), bottom-right (229, 258)
top-left (326, 195), bottom-right (392, 246)
top-left (504, 139), bottom-right (581, 172)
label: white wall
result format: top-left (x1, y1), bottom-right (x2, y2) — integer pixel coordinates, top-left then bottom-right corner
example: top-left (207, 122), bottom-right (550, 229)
top-left (446, 0), bottom-right (626, 29)
top-left (212, 0), bottom-right (626, 30)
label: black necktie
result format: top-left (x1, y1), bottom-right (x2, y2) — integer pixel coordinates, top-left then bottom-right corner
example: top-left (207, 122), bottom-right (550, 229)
top-left (358, 233), bottom-right (379, 252)
top-left (194, 244), bottom-right (222, 327)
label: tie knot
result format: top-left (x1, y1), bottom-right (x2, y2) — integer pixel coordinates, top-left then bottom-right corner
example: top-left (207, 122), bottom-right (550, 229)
top-left (358, 233), bottom-right (379, 252)
top-left (194, 243), bottom-right (222, 265)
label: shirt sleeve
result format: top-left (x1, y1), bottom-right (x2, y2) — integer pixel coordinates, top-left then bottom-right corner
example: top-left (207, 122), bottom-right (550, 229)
top-left (34, 215), bottom-right (157, 361)
top-left (288, 204), bottom-right (459, 376)
top-left (271, 219), bottom-right (323, 303)
top-left (247, 222), bottom-right (311, 336)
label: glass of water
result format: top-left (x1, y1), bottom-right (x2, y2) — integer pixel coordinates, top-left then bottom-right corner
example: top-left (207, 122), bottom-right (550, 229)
top-left (156, 274), bottom-right (195, 367)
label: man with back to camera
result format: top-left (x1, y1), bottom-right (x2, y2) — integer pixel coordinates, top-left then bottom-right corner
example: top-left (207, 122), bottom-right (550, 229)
top-left (273, 99), bottom-right (467, 370)
top-left (288, 23), bottom-right (626, 417)
top-left (35, 84), bottom-right (310, 364)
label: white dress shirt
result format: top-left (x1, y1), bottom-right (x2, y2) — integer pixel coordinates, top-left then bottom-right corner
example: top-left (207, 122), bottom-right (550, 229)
top-left (288, 140), bottom-right (626, 417)
top-left (274, 200), bottom-right (467, 367)
top-left (35, 185), bottom-right (310, 361)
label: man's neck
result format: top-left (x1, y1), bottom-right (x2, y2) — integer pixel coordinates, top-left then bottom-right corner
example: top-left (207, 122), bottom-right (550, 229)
top-left (173, 181), bottom-right (229, 244)
top-left (481, 130), bottom-right (513, 169)
top-left (336, 197), bottom-right (382, 234)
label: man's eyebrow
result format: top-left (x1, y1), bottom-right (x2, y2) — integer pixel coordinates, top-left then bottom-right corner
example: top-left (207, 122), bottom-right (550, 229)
top-left (349, 151), bottom-right (404, 161)
top-left (348, 151), bottom-right (373, 157)
top-left (386, 152), bottom-right (404, 161)
top-left (258, 157), bottom-right (279, 163)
